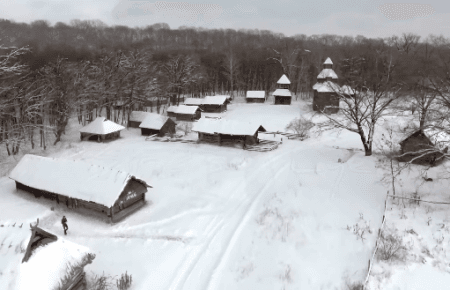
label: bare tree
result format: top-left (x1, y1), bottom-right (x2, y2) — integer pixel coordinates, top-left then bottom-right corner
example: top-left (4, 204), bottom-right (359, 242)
top-left (318, 55), bottom-right (404, 156)
top-left (222, 51), bottom-right (240, 100)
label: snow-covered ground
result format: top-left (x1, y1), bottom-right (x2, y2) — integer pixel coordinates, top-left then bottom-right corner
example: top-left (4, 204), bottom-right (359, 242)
top-left (1, 99), bottom-right (447, 289)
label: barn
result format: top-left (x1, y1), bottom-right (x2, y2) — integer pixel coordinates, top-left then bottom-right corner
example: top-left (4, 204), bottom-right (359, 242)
top-left (168, 105), bottom-right (202, 121)
top-left (246, 91), bottom-right (266, 103)
top-left (128, 111), bottom-right (154, 128)
top-left (139, 113), bottom-right (177, 136)
top-left (192, 118), bottom-right (266, 148)
top-left (313, 57), bottom-right (341, 114)
top-left (0, 220), bottom-right (95, 290)
top-left (201, 96), bottom-right (228, 112)
top-left (79, 117), bottom-right (125, 142)
top-left (9, 154), bottom-right (152, 223)
top-left (399, 128), bottom-right (450, 165)
top-left (273, 74), bottom-right (292, 105)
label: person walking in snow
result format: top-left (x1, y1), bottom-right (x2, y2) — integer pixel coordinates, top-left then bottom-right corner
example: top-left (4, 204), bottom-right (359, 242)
top-left (61, 216), bottom-right (68, 235)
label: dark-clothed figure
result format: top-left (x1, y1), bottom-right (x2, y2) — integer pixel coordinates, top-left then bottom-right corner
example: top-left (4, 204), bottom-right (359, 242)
top-left (61, 216), bottom-right (68, 235)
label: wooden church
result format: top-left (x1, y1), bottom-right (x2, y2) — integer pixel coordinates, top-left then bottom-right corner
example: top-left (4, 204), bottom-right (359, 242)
top-left (273, 74), bottom-right (292, 105)
top-left (312, 57), bottom-right (341, 114)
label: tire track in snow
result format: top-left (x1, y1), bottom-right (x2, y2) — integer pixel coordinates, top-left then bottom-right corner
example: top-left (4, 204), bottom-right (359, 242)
top-left (205, 162), bottom-right (290, 290)
top-left (167, 150), bottom-right (294, 290)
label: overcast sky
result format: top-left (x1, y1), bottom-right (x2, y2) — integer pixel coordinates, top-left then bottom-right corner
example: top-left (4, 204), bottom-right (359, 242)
top-left (2, 0), bottom-right (450, 38)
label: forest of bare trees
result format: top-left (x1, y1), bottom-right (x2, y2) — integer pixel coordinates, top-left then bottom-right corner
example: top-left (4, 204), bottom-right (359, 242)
top-left (2, 18), bottom-right (450, 158)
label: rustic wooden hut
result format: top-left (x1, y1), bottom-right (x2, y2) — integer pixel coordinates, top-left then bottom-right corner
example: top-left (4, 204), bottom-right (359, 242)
top-left (192, 118), bottom-right (266, 148)
top-left (9, 154), bottom-right (152, 223)
top-left (139, 113), bottom-right (177, 136)
top-left (273, 74), bottom-right (292, 105)
top-left (129, 111), bottom-right (153, 128)
top-left (313, 57), bottom-right (341, 114)
top-left (201, 96), bottom-right (228, 112)
top-left (399, 128), bottom-right (450, 165)
top-left (167, 105), bottom-right (202, 121)
top-left (246, 91), bottom-right (266, 103)
top-left (0, 219), bottom-right (95, 290)
top-left (184, 98), bottom-right (204, 107)
top-left (79, 117), bottom-right (125, 142)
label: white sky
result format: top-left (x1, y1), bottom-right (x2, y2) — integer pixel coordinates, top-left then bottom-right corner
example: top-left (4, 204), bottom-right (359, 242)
top-left (2, 0), bottom-right (450, 38)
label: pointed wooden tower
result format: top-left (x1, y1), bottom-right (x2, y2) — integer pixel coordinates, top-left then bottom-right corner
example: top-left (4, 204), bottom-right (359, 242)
top-left (312, 57), bottom-right (340, 114)
top-left (273, 74), bottom-right (292, 105)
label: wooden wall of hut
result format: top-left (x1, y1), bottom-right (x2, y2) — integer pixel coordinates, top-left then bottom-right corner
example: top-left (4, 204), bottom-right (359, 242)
top-left (128, 120), bottom-right (141, 128)
top-left (202, 104), bottom-right (227, 113)
top-left (312, 92), bottom-right (339, 114)
top-left (399, 134), bottom-right (443, 165)
top-left (274, 96), bottom-right (291, 105)
top-left (246, 98), bottom-right (265, 103)
top-left (198, 132), bottom-right (220, 143)
top-left (141, 128), bottom-right (163, 136)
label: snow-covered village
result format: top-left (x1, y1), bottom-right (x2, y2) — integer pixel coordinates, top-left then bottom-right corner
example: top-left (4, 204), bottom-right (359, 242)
top-left (2, 2), bottom-right (450, 290)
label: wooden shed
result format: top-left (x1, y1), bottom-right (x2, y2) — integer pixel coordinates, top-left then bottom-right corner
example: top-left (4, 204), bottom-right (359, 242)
top-left (129, 111), bottom-right (154, 128)
top-left (313, 57), bottom-right (341, 114)
top-left (0, 219), bottom-right (95, 289)
top-left (139, 113), bottom-right (177, 136)
top-left (167, 105), bottom-right (202, 121)
top-left (192, 118), bottom-right (266, 148)
top-left (9, 154), bottom-right (152, 223)
top-left (399, 128), bottom-right (450, 165)
top-left (201, 96), bottom-right (228, 112)
top-left (246, 91), bottom-right (266, 103)
top-left (79, 117), bottom-right (125, 142)
top-left (274, 74), bottom-right (292, 105)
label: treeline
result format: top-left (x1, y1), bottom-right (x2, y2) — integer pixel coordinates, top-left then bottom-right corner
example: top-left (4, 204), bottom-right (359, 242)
top-left (1, 18), bottom-right (450, 157)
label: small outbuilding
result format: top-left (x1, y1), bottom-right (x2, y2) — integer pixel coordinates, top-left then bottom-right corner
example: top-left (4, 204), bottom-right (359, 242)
top-left (273, 74), bottom-right (292, 105)
top-left (313, 57), bottom-right (341, 114)
top-left (139, 113), bottom-right (177, 136)
top-left (201, 96), bottom-right (228, 112)
top-left (246, 91), bottom-right (266, 103)
top-left (0, 220), bottom-right (95, 290)
top-left (167, 105), bottom-right (202, 121)
top-left (9, 154), bottom-right (152, 223)
top-left (79, 116), bottom-right (125, 142)
top-left (192, 118), bottom-right (266, 148)
top-left (129, 111), bottom-right (153, 128)
top-left (184, 98), bottom-right (204, 106)
top-left (399, 128), bottom-right (450, 165)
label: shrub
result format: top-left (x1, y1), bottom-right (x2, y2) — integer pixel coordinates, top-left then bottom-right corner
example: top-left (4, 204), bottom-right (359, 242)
top-left (116, 271), bottom-right (132, 290)
top-left (285, 117), bottom-right (314, 139)
top-left (377, 227), bottom-right (407, 262)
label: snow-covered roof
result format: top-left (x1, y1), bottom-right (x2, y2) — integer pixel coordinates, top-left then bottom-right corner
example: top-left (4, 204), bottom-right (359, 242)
top-left (184, 98), bottom-right (204, 105)
top-left (273, 89), bottom-right (292, 97)
top-left (324, 57), bottom-right (333, 65)
top-left (313, 82), bottom-right (322, 90)
top-left (0, 223), bottom-right (93, 290)
top-left (277, 74), bottom-right (291, 84)
top-left (423, 128), bottom-right (450, 150)
top-left (9, 154), bottom-right (150, 207)
top-left (139, 113), bottom-right (169, 130)
top-left (317, 69), bottom-right (338, 80)
top-left (192, 118), bottom-right (266, 136)
top-left (316, 81), bottom-right (341, 93)
top-left (246, 91), bottom-right (265, 99)
top-left (340, 85), bottom-right (355, 95)
top-left (130, 111), bottom-right (153, 123)
top-left (175, 105), bottom-right (201, 115)
top-left (203, 96), bottom-right (228, 105)
top-left (79, 117), bottom-right (125, 135)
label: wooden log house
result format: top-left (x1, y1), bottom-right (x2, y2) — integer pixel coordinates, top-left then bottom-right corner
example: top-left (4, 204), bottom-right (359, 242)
top-left (139, 113), bottom-right (177, 136)
top-left (273, 75), bottom-right (292, 105)
top-left (246, 91), bottom-right (266, 103)
top-left (166, 105), bottom-right (202, 121)
top-left (9, 154), bottom-right (152, 223)
top-left (312, 57), bottom-right (341, 114)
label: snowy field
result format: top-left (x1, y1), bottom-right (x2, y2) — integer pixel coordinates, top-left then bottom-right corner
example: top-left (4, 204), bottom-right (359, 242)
top-left (1, 99), bottom-right (449, 289)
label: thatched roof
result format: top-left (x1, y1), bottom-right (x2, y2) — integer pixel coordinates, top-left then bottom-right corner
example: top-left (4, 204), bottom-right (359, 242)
top-left (400, 128), bottom-right (450, 151)
top-left (9, 154), bottom-right (151, 207)
top-left (273, 89), bottom-right (292, 97)
top-left (139, 113), bottom-right (171, 130)
top-left (203, 96), bottom-right (228, 105)
top-left (0, 222), bottom-right (93, 290)
top-left (246, 91), bottom-right (265, 99)
top-left (79, 117), bottom-right (125, 135)
top-left (192, 118), bottom-right (266, 136)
